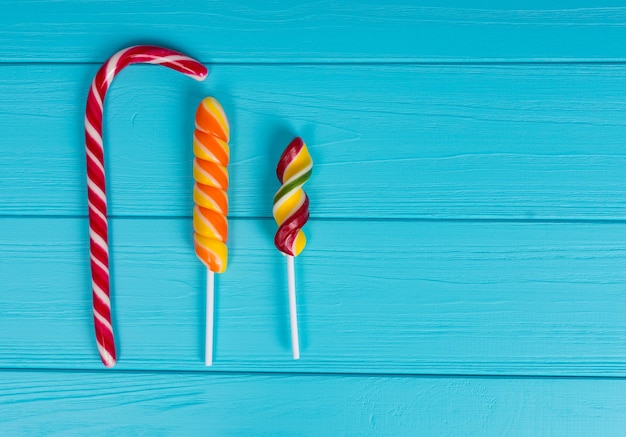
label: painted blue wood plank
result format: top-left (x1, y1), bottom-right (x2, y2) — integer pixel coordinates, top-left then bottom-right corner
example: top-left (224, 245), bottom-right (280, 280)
top-left (2, 370), bottom-right (626, 436)
top-left (2, 64), bottom-right (626, 219)
top-left (2, 217), bottom-right (626, 375)
top-left (3, 2), bottom-right (625, 434)
top-left (4, 1), bottom-right (626, 62)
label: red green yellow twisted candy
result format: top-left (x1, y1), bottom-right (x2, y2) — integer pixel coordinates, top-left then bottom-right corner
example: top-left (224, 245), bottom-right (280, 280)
top-left (193, 97), bottom-right (230, 273)
top-left (273, 137), bottom-right (313, 256)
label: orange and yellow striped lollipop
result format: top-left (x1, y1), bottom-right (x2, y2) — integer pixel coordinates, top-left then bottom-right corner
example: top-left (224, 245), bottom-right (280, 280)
top-left (192, 97), bottom-right (230, 365)
top-left (193, 97), bottom-right (230, 273)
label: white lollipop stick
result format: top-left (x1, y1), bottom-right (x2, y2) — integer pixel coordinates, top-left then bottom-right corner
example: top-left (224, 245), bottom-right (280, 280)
top-left (205, 269), bottom-right (215, 366)
top-left (287, 255), bottom-right (300, 360)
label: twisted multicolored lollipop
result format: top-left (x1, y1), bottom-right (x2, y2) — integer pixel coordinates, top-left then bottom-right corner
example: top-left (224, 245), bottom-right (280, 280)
top-left (273, 137), bottom-right (313, 359)
top-left (193, 97), bottom-right (230, 365)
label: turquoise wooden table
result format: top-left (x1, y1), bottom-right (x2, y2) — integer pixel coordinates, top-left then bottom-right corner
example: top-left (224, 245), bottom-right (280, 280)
top-left (2, 1), bottom-right (626, 435)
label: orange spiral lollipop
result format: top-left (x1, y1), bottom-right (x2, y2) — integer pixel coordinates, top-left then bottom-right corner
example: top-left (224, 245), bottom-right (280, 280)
top-left (192, 97), bottom-right (230, 365)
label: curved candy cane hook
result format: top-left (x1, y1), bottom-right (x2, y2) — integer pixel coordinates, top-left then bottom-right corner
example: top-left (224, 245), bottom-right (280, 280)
top-left (85, 45), bottom-right (208, 367)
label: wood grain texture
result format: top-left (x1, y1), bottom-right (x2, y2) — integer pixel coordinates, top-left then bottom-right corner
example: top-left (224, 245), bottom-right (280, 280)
top-left (2, 370), bottom-right (626, 436)
top-left (4, 1), bottom-right (626, 62)
top-left (2, 64), bottom-right (626, 219)
top-left (2, 217), bottom-right (626, 375)
top-left (3, 1), bottom-right (626, 432)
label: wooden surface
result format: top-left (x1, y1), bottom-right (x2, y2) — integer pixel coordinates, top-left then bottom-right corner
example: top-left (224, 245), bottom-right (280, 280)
top-left (4, 64), bottom-right (626, 220)
top-left (2, 1), bottom-right (626, 435)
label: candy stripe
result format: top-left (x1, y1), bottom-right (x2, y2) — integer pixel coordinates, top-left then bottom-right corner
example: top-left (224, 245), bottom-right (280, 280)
top-left (193, 97), bottom-right (230, 274)
top-left (195, 98), bottom-right (230, 141)
top-left (193, 158), bottom-right (229, 190)
top-left (193, 235), bottom-right (227, 273)
top-left (193, 131), bottom-right (229, 165)
top-left (275, 195), bottom-right (310, 256)
top-left (194, 183), bottom-right (229, 215)
top-left (193, 205), bottom-right (228, 242)
top-left (273, 137), bottom-right (313, 256)
top-left (273, 169), bottom-right (312, 213)
top-left (276, 138), bottom-right (305, 181)
top-left (85, 45), bottom-right (207, 368)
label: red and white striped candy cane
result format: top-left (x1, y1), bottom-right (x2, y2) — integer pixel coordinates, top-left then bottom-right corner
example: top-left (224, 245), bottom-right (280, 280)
top-left (85, 45), bottom-right (208, 367)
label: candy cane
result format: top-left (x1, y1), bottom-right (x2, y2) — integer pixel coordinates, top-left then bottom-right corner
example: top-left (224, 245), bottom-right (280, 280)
top-left (85, 45), bottom-right (208, 367)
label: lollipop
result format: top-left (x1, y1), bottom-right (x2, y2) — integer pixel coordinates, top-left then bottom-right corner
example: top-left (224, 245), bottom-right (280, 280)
top-left (273, 137), bottom-right (313, 359)
top-left (192, 97), bottom-right (230, 366)
top-left (85, 45), bottom-right (208, 367)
